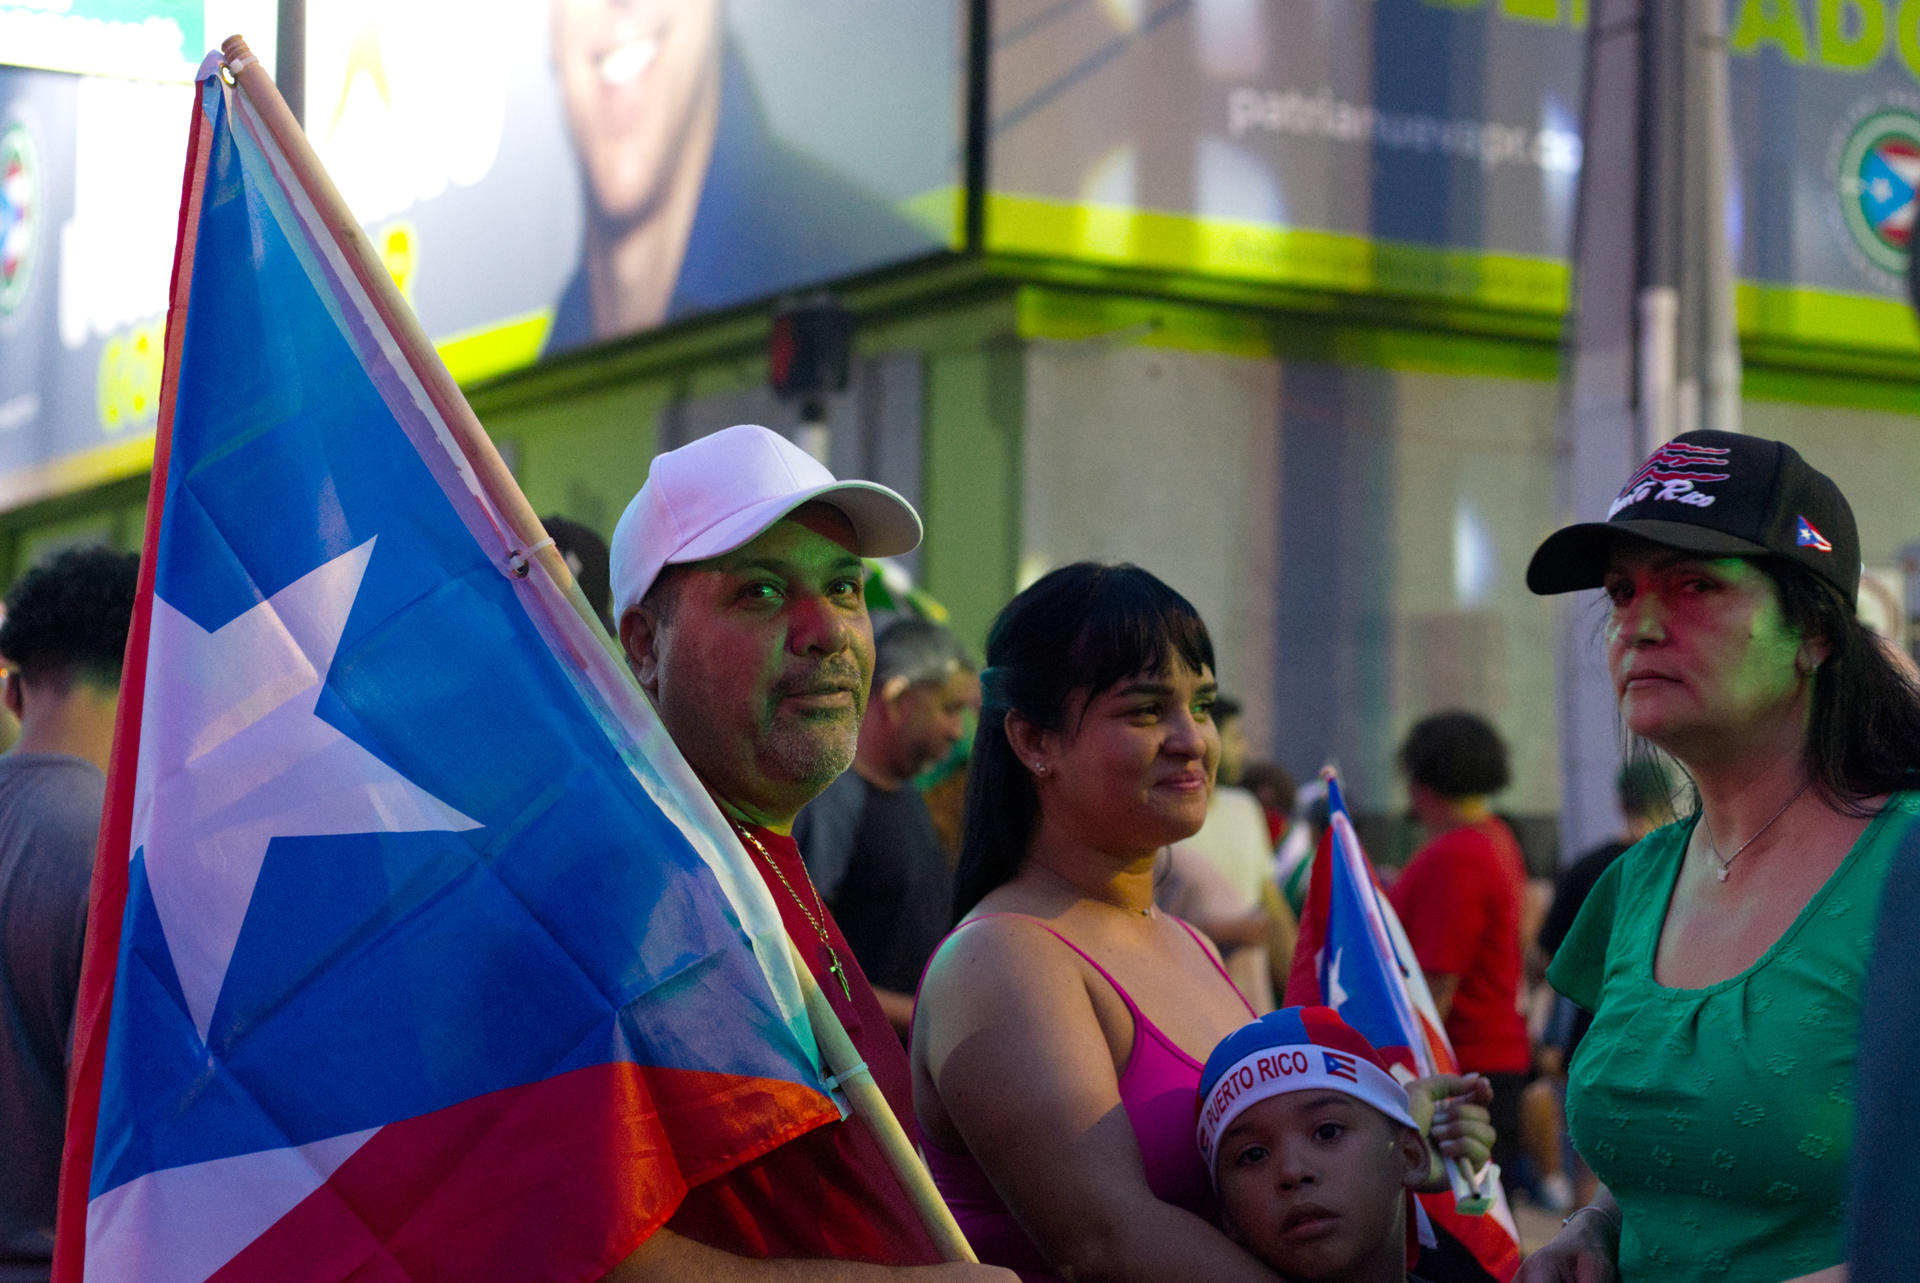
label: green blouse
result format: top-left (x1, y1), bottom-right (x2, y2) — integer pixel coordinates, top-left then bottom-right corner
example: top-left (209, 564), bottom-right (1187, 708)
top-left (1550, 792), bottom-right (1920, 1282)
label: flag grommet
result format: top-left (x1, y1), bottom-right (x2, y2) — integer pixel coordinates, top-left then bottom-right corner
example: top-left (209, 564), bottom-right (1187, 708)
top-left (506, 535), bottom-right (555, 579)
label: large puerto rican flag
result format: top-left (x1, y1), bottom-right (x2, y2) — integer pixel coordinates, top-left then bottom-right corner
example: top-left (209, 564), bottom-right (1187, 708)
top-left (1285, 773), bottom-right (1521, 1283)
top-left (53, 51), bottom-right (842, 1283)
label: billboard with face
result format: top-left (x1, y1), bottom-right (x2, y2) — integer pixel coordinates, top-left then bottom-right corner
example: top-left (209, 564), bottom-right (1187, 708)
top-left (0, 3), bottom-right (964, 502)
top-left (304, 0), bottom-right (964, 372)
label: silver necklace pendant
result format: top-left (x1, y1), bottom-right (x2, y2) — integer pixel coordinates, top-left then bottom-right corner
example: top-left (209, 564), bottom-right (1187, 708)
top-left (1700, 778), bottom-right (1813, 884)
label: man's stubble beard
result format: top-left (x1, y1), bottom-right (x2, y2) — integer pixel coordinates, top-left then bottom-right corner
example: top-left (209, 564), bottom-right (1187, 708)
top-left (757, 706), bottom-right (861, 799)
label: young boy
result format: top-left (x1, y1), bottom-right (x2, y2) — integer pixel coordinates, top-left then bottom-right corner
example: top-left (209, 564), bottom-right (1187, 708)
top-left (1197, 1006), bottom-right (1435, 1283)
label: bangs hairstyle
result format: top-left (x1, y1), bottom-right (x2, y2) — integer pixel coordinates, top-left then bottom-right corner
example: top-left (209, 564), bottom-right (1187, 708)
top-left (953, 562), bottom-right (1213, 918)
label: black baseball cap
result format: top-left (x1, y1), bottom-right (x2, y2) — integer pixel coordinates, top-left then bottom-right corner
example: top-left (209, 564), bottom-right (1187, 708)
top-left (1526, 430), bottom-right (1860, 608)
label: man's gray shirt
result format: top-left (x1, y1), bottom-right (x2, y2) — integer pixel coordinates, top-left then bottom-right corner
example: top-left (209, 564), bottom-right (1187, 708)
top-left (0, 754), bottom-right (106, 1283)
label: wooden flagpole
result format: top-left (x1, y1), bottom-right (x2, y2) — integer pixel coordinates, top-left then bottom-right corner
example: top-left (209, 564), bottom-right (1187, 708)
top-left (787, 938), bottom-right (978, 1263)
top-left (215, 35), bottom-right (975, 1265)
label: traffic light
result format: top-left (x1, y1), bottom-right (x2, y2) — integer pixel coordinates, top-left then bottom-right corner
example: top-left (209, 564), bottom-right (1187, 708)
top-left (768, 296), bottom-right (853, 405)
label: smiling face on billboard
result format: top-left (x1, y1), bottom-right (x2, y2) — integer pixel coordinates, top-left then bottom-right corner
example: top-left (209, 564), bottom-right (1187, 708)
top-left (551, 0), bottom-right (723, 228)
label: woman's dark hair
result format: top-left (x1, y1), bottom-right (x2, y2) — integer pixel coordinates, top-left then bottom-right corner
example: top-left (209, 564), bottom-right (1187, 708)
top-left (1616, 753), bottom-right (1677, 822)
top-left (1397, 710), bottom-right (1511, 799)
top-left (1757, 557), bottom-right (1920, 807)
top-left (952, 563), bottom-right (1214, 919)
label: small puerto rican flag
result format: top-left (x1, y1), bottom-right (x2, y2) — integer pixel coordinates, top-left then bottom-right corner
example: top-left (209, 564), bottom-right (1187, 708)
top-left (1322, 1049), bottom-right (1359, 1083)
top-left (1797, 515), bottom-right (1834, 552)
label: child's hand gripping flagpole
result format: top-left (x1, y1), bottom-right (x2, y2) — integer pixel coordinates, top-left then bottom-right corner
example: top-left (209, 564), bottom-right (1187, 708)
top-left (214, 34), bottom-right (976, 1266)
top-left (1440, 1103), bottom-right (1498, 1216)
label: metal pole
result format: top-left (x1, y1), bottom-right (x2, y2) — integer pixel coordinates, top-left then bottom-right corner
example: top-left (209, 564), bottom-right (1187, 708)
top-left (1691, 0), bottom-right (1742, 437)
top-left (1553, 0), bottom-right (1742, 865)
top-left (1553, 0), bottom-right (1648, 865)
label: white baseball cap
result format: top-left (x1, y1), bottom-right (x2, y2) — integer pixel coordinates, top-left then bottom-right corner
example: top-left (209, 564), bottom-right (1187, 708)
top-left (610, 425), bottom-right (923, 623)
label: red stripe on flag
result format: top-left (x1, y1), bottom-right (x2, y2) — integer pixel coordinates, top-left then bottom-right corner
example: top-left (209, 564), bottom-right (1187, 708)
top-left (1283, 827), bottom-right (1333, 1006)
top-left (51, 82), bottom-right (211, 1283)
top-left (208, 1062), bottom-right (835, 1282)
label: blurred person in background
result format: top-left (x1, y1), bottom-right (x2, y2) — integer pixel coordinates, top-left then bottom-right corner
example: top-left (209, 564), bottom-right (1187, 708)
top-left (796, 617), bottom-right (977, 1039)
top-left (0, 547), bottom-right (138, 1283)
top-left (1272, 776), bottom-right (1329, 917)
top-left (542, 513), bottom-right (614, 634)
top-left (1386, 711), bottom-right (1531, 1196)
top-left (1166, 695), bottom-right (1278, 1009)
top-left (1534, 756), bottom-right (1675, 1064)
top-left (1521, 755), bottom-right (1676, 1212)
top-left (1236, 760), bottom-right (1303, 996)
top-left (1239, 760), bottom-right (1296, 850)
top-left (1520, 430), bottom-right (1918, 1283)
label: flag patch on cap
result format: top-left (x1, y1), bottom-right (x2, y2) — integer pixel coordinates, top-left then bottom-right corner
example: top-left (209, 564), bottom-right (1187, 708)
top-left (1323, 1050), bottom-right (1359, 1082)
top-left (1797, 516), bottom-right (1833, 552)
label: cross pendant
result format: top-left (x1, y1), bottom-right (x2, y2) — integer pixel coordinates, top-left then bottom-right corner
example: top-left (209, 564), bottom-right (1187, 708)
top-left (826, 947), bottom-right (851, 1000)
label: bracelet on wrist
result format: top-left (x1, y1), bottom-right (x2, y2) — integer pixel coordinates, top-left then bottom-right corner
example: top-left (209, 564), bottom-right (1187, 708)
top-left (1561, 1203), bottom-right (1620, 1237)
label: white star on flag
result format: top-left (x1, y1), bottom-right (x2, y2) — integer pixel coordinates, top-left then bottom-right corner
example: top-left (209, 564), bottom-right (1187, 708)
top-left (1325, 947), bottom-right (1350, 1011)
top-left (133, 539), bottom-right (480, 1041)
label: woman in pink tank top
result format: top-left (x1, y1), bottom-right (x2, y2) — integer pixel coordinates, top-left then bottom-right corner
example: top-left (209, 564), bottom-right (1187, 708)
top-left (910, 564), bottom-right (1280, 1282)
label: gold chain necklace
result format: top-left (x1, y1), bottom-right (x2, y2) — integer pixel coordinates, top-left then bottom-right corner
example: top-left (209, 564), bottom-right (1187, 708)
top-left (1699, 779), bottom-right (1813, 882)
top-left (731, 820), bottom-right (851, 1001)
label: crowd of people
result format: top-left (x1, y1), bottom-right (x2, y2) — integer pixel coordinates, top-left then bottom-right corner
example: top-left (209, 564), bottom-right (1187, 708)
top-left (594, 423), bottom-right (1912, 1283)
top-left (3, 420), bottom-right (1912, 1283)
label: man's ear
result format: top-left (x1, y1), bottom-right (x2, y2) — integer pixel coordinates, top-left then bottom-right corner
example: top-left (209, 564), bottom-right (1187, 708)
top-left (876, 674), bottom-right (911, 712)
top-left (1397, 1124), bottom-right (1433, 1191)
top-left (619, 607), bottom-right (665, 696)
top-left (2, 671), bottom-right (21, 721)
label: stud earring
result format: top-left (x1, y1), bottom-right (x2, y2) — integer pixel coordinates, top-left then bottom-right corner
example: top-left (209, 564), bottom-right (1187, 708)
top-left (1033, 762), bottom-right (1048, 775)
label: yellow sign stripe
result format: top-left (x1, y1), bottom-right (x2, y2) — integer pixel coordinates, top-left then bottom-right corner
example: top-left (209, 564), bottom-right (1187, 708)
top-left (984, 192), bottom-right (1573, 316)
top-left (435, 310), bottom-right (555, 387)
top-left (1736, 281), bottom-right (1920, 356)
top-left (0, 434), bottom-right (157, 513)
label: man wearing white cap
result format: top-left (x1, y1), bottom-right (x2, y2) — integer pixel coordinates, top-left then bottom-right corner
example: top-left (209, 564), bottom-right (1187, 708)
top-left (604, 425), bottom-right (1008, 1281)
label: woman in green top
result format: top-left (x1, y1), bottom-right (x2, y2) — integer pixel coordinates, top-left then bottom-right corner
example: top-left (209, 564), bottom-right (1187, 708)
top-left (1516, 429), bottom-right (1920, 1283)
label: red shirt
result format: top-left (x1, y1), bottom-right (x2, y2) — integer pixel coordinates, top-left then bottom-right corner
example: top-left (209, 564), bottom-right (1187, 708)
top-left (1386, 818), bottom-right (1530, 1075)
top-left (663, 824), bottom-right (941, 1264)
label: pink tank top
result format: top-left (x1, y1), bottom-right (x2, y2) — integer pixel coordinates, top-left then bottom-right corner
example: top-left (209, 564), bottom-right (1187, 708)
top-left (920, 915), bottom-right (1253, 1281)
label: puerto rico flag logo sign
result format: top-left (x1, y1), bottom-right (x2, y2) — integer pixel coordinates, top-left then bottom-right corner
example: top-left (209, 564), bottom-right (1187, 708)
top-left (1835, 103), bottom-right (1920, 281)
top-left (1797, 516), bottom-right (1834, 553)
top-left (1608, 440), bottom-right (1732, 517)
top-left (0, 122), bottom-right (36, 317)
